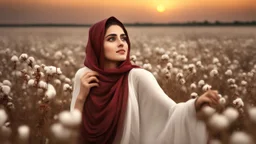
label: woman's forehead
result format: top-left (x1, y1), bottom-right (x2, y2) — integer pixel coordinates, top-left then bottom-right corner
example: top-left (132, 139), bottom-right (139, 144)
top-left (105, 25), bottom-right (125, 34)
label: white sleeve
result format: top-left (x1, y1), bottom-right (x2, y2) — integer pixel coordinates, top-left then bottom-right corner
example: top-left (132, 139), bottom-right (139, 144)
top-left (133, 69), bottom-right (207, 144)
top-left (70, 67), bottom-right (90, 112)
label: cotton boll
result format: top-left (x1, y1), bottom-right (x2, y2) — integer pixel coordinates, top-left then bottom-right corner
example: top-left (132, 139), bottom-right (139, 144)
top-left (233, 98), bottom-right (244, 108)
top-left (45, 84), bottom-right (56, 99)
top-left (190, 92), bottom-right (198, 99)
top-left (44, 66), bottom-right (57, 75)
top-left (12, 70), bottom-right (22, 77)
top-left (225, 69), bottom-right (232, 76)
top-left (2, 80), bottom-right (12, 86)
top-left (219, 97), bottom-right (226, 105)
top-left (19, 53), bottom-right (28, 61)
top-left (190, 83), bottom-right (197, 89)
top-left (59, 110), bottom-right (81, 128)
top-left (1, 85), bottom-right (11, 95)
top-left (143, 63), bottom-right (152, 71)
top-left (166, 62), bottom-right (172, 70)
top-left (56, 68), bottom-right (62, 75)
top-left (39, 81), bottom-right (47, 89)
top-left (64, 78), bottom-right (71, 84)
top-left (209, 113), bottom-right (229, 130)
top-left (230, 131), bottom-right (253, 144)
top-left (27, 79), bottom-right (35, 87)
top-left (241, 80), bottom-right (247, 86)
top-left (222, 107), bottom-right (239, 123)
top-left (202, 106), bottom-right (216, 117)
top-left (0, 109), bottom-right (8, 126)
top-left (248, 107), bottom-right (256, 122)
top-left (63, 84), bottom-right (72, 91)
top-left (130, 55), bottom-right (137, 62)
top-left (213, 57), bottom-right (219, 64)
top-left (210, 69), bottom-right (218, 77)
top-left (34, 65), bottom-right (41, 71)
top-left (227, 78), bottom-right (236, 84)
top-left (176, 73), bottom-right (183, 80)
top-left (161, 54), bottom-right (169, 61)
top-left (51, 123), bottom-right (71, 140)
top-left (18, 125), bottom-right (30, 140)
top-left (202, 84), bottom-right (212, 91)
top-left (11, 55), bottom-right (19, 63)
top-left (27, 56), bottom-right (35, 65)
top-left (198, 80), bottom-right (205, 87)
top-left (54, 79), bottom-right (61, 85)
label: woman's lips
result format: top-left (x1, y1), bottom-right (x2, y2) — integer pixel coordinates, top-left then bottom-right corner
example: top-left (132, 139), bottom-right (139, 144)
top-left (116, 49), bottom-right (126, 54)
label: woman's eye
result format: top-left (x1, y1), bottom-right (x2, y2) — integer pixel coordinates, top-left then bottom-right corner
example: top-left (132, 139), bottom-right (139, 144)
top-left (122, 37), bottom-right (127, 41)
top-left (108, 37), bottom-right (115, 41)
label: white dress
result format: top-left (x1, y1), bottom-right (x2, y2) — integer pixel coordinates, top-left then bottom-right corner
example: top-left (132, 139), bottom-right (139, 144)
top-left (70, 67), bottom-right (207, 144)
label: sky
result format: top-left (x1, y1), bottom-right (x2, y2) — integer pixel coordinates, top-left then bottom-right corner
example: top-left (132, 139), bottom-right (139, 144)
top-left (0, 0), bottom-right (256, 24)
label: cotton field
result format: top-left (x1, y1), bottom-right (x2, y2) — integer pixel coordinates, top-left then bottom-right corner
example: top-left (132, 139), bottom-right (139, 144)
top-left (0, 27), bottom-right (256, 144)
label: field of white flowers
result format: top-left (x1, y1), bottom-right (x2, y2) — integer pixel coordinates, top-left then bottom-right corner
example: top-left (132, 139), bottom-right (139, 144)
top-left (0, 27), bottom-right (256, 144)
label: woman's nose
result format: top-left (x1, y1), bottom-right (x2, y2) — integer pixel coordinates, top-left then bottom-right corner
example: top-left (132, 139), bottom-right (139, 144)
top-left (117, 38), bottom-right (124, 47)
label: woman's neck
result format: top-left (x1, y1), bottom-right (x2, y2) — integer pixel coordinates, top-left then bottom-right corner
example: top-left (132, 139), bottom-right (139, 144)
top-left (104, 60), bottom-right (118, 70)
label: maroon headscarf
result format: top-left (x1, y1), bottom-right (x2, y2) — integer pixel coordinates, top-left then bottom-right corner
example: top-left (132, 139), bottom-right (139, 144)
top-left (81, 16), bottom-right (139, 143)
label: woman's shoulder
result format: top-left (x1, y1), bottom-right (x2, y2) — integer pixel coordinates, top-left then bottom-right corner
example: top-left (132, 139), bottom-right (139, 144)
top-left (129, 68), bottom-right (155, 80)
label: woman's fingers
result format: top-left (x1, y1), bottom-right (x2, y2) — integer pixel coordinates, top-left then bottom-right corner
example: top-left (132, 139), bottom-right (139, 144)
top-left (88, 83), bottom-right (99, 88)
top-left (84, 71), bottom-right (99, 78)
top-left (86, 76), bottom-right (99, 83)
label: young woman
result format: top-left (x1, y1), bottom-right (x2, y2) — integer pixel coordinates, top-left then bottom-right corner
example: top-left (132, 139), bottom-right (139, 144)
top-left (70, 16), bottom-right (220, 144)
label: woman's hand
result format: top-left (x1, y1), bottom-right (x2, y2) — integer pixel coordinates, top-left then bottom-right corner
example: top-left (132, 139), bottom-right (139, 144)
top-left (195, 90), bottom-right (220, 112)
top-left (77, 71), bottom-right (100, 102)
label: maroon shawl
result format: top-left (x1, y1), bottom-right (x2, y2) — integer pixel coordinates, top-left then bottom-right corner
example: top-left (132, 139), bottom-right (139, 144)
top-left (81, 16), bottom-right (139, 143)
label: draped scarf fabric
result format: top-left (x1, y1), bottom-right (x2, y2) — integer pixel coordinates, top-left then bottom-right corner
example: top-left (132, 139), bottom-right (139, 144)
top-left (81, 16), bottom-right (139, 144)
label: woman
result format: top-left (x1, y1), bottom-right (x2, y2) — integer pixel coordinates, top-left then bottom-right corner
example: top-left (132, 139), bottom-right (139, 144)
top-left (70, 16), bottom-right (220, 144)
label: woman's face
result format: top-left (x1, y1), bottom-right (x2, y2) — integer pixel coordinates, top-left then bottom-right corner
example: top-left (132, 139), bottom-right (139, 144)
top-left (103, 25), bottom-right (128, 67)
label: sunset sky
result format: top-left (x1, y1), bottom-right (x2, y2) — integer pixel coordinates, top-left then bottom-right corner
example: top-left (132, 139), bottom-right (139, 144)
top-left (0, 0), bottom-right (256, 24)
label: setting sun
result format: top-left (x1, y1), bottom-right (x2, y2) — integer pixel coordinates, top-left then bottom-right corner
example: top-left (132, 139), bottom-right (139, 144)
top-left (156, 4), bottom-right (165, 13)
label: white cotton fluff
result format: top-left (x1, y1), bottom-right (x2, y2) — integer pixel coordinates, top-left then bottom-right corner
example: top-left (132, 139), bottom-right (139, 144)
top-left (27, 79), bottom-right (35, 87)
top-left (210, 69), bottom-right (218, 77)
top-left (190, 92), bottom-right (198, 99)
top-left (54, 51), bottom-right (63, 60)
top-left (0, 109), bottom-right (8, 126)
top-left (161, 54), bottom-right (169, 60)
top-left (63, 84), bottom-right (71, 91)
top-left (202, 106), bottom-right (216, 117)
top-left (196, 61), bottom-right (202, 66)
top-left (227, 78), bottom-right (236, 84)
top-left (18, 125), bottom-right (30, 140)
top-left (230, 131), bottom-right (253, 144)
top-left (198, 80), bottom-right (205, 87)
top-left (1, 85), bottom-right (11, 95)
top-left (223, 107), bottom-right (239, 123)
top-left (59, 110), bottom-right (82, 127)
top-left (19, 53), bottom-right (28, 61)
top-left (3, 80), bottom-right (12, 86)
top-left (202, 84), bottom-right (212, 91)
top-left (44, 66), bottom-right (57, 75)
top-left (130, 55), bottom-right (137, 61)
top-left (142, 63), bottom-right (152, 70)
top-left (190, 83), bottom-right (197, 89)
top-left (34, 65), bottom-right (40, 70)
top-left (212, 57), bottom-right (219, 64)
top-left (27, 56), bottom-right (35, 64)
top-left (11, 55), bottom-right (19, 62)
top-left (241, 80), bottom-right (247, 86)
top-left (56, 68), bottom-right (62, 75)
top-left (166, 62), bottom-right (173, 70)
top-left (176, 73), bottom-right (183, 80)
top-left (179, 78), bottom-right (185, 85)
top-left (248, 107), bottom-right (256, 122)
top-left (64, 78), bottom-right (71, 84)
top-left (39, 81), bottom-right (47, 89)
top-left (209, 113), bottom-right (229, 130)
top-left (225, 69), bottom-right (233, 76)
top-left (45, 84), bottom-right (56, 99)
top-left (233, 98), bottom-right (244, 108)
top-left (12, 70), bottom-right (22, 77)
top-left (219, 97), bottom-right (226, 105)
top-left (64, 61), bottom-right (70, 66)
top-left (51, 123), bottom-right (71, 140)
top-left (54, 79), bottom-right (61, 85)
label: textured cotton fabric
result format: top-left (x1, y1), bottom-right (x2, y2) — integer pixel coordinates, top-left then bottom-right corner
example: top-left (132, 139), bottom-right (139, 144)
top-left (71, 67), bottom-right (208, 144)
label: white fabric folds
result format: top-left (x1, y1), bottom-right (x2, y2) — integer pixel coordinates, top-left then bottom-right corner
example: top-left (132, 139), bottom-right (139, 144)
top-left (70, 67), bottom-right (207, 144)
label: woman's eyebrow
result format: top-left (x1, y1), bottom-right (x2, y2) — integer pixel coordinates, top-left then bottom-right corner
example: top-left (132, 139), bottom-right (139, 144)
top-left (105, 33), bottom-right (127, 38)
